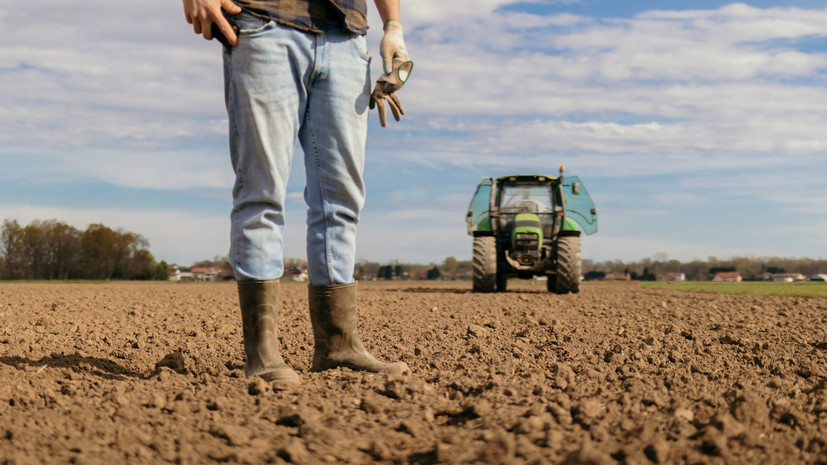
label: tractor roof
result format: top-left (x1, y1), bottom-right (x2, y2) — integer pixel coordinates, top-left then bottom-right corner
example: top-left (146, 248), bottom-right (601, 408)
top-left (496, 174), bottom-right (559, 184)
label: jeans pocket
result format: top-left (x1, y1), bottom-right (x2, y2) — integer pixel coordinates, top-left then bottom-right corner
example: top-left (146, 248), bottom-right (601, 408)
top-left (233, 10), bottom-right (275, 36)
top-left (349, 35), bottom-right (372, 63)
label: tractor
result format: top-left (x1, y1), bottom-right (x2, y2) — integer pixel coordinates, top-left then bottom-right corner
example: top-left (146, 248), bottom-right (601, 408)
top-left (465, 167), bottom-right (598, 293)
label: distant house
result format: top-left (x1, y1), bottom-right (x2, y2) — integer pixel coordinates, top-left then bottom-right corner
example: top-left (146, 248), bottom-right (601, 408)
top-left (603, 272), bottom-right (631, 281)
top-left (772, 273), bottom-right (805, 282)
top-left (663, 272), bottom-right (686, 282)
top-left (284, 266), bottom-right (308, 282)
top-left (168, 265), bottom-right (181, 282)
top-left (189, 267), bottom-right (220, 281)
top-left (713, 271), bottom-right (742, 282)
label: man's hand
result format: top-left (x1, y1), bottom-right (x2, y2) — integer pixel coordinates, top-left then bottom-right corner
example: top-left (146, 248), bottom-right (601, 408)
top-left (182, 0), bottom-right (242, 46)
top-left (370, 19), bottom-right (413, 127)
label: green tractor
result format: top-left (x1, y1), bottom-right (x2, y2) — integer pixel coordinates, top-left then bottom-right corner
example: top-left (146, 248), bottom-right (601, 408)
top-left (466, 168), bottom-right (598, 293)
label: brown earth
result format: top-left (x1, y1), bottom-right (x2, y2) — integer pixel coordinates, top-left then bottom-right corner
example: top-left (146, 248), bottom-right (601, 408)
top-left (1, 280), bottom-right (827, 465)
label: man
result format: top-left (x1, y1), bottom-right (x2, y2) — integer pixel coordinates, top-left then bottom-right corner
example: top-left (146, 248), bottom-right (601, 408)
top-left (182, 0), bottom-right (412, 383)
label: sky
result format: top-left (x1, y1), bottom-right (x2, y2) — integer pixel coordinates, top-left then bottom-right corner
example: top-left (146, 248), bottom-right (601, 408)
top-left (2, 0), bottom-right (827, 267)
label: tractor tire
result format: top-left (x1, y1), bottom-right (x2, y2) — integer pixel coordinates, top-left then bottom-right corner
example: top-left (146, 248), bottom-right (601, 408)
top-left (553, 235), bottom-right (581, 294)
top-left (496, 270), bottom-right (508, 292)
top-left (472, 236), bottom-right (497, 293)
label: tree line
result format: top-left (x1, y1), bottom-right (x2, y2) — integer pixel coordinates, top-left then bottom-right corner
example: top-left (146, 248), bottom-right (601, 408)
top-left (7, 217), bottom-right (821, 283)
top-left (168, 253), bottom-right (827, 282)
top-left (582, 253), bottom-right (827, 282)
top-left (353, 258), bottom-right (466, 281)
top-left (183, 257), bottom-right (458, 281)
top-left (354, 254), bottom-right (827, 282)
top-left (0, 219), bottom-right (169, 281)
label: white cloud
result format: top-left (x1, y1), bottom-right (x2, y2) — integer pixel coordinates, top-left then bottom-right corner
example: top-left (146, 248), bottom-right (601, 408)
top-left (390, 78), bottom-right (827, 159)
top-left (402, 0), bottom-right (550, 28)
top-left (6, 1), bottom-right (827, 160)
top-left (0, 1), bottom-right (224, 150)
top-left (0, 147), bottom-right (233, 191)
top-left (639, 3), bottom-right (827, 42)
top-left (384, 2), bottom-right (827, 168)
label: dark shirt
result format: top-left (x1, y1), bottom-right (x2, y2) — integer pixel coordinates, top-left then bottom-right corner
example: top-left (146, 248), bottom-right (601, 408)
top-left (234, 0), bottom-right (368, 35)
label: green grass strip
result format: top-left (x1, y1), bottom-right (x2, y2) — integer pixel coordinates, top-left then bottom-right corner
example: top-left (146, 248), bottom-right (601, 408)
top-left (640, 281), bottom-right (827, 298)
top-left (0, 280), bottom-right (117, 284)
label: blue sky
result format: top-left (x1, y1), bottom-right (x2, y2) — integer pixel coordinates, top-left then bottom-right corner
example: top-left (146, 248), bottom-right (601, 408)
top-left (2, 1), bottom-right (827, 266)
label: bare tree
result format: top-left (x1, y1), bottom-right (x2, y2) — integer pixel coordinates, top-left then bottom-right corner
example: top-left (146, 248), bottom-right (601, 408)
top-left (42, 220), bottom-right (81, 280)
top-left (0, 219), bottom-right (23, 279)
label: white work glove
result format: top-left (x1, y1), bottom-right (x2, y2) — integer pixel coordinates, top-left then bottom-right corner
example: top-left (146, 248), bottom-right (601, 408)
top-left (370, 19), bottom-right (413, 127)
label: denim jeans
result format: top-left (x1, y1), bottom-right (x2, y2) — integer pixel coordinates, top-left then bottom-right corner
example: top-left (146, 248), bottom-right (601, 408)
top-left (224, 11), bottom-right (371, 286)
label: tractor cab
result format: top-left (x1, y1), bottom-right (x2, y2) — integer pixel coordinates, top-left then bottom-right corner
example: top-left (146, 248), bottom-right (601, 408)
top-left (496, 176), bottom-right (559, 271)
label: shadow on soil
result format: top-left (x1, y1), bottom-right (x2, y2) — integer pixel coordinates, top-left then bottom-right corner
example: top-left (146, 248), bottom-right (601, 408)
top-left (0, 353), bottom-right (146, 380)
top-left (393, 287), bottom-right (551, 295)
top-left (392, 287), bottom-right (472, 294)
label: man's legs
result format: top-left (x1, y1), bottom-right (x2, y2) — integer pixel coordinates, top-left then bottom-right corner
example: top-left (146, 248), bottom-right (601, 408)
top-left (224, 12), bottom-right (314, 382)
top-left (226, 13), bottom-right (313, 280)
top-left (299, 28), bottom-right (408, 374)
top-left (300, 29), bottom-right (370, 286)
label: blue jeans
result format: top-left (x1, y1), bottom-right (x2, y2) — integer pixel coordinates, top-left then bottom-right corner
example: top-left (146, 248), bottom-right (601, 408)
top-left (224, 11), bottom-right (371, 286)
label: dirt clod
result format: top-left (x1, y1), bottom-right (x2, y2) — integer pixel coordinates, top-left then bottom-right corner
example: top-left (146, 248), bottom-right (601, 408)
top-left (155, 351), bottom-right (186, 373)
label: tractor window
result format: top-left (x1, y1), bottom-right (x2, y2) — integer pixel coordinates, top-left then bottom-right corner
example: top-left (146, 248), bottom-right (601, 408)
top-left (467, 178), bottom-right (493, 234)
top-left (500, 186), bottom-right (553, 213)
top-left (562, 176), bottom-right (598, 235)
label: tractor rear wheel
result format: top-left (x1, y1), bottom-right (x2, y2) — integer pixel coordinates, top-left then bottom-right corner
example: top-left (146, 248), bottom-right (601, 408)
top-left (553, 235), bottom-right (581, 294)
top-left (472, 236), bottom-right (497, 293)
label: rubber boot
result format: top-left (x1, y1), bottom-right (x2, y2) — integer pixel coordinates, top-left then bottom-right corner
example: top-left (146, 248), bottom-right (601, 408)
top-left (237, 280), bottom-right (300, 383)
top-left (308, 283), bottom-right (410, 374)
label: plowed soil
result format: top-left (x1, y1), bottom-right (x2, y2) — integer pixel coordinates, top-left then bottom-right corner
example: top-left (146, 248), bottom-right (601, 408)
top-left (2, 281), bottom-right (827, 464)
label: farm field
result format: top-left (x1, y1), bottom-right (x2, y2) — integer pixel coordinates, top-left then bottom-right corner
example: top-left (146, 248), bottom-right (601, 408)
top-left (1, 280), bottom-right (826, 464)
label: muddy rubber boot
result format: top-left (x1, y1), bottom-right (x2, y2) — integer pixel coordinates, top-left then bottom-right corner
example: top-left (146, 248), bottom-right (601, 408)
top-left (309, 283), bottom-right (410, 374)
top-left (237, 280), bottom-right (300, 383)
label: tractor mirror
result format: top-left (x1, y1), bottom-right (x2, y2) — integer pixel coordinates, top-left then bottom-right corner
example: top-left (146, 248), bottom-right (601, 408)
top-left (572, 182), bottom-right (581, 195)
